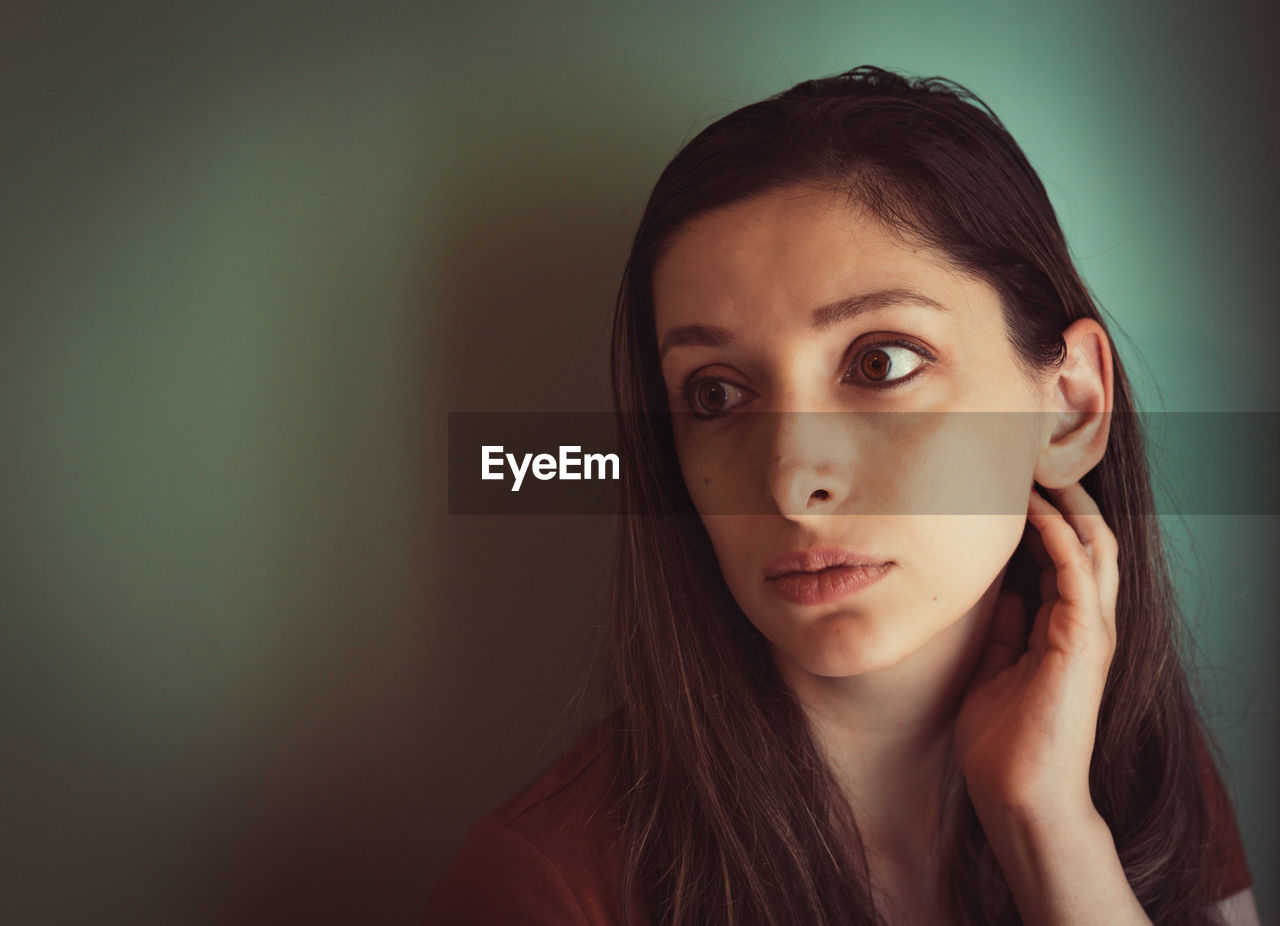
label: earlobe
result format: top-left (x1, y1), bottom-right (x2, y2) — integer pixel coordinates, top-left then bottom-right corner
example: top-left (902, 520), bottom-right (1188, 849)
top-left (1033, 319), bottom-right (1114, 488)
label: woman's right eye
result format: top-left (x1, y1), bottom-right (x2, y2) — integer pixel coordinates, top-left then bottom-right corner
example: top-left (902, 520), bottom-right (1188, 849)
top-left (685, 378), bottom-right (754, 419)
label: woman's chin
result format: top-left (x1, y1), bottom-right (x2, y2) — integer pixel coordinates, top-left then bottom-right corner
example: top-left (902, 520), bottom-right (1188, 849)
top-left (769, 612), bottom-right (931, 681)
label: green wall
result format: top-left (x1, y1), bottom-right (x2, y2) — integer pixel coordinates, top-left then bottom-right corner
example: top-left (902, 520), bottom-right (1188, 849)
top-left (2, 2), bottom-right (1275, 922)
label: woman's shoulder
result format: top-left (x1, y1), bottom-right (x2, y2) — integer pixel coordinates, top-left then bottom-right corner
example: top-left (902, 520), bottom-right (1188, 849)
top-left (486, 722), bottom-right (618, 840)
top-left (424, 722), bottom-right (629, 926)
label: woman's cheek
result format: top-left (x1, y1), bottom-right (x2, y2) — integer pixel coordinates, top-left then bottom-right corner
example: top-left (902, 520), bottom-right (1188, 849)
top-left (675, 434), bottom-right (758, 582)
top-left (678, 437), bottom-right (761, 517)
top-left (902, 412), bottom-right (1041, 515)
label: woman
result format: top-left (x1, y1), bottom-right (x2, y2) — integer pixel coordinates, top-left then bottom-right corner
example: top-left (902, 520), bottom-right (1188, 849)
top-left (427, 67), bottom-right (1258, 925)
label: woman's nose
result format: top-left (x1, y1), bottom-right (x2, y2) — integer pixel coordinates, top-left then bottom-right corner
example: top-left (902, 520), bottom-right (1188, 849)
top-left (764, 411), bottom-right (857, 516)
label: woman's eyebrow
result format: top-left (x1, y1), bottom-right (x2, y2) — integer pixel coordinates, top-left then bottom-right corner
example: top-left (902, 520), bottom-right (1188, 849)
top-left (658, 288), bottom-right (947, 362)
top-left (659, 323), bottom-right (734, 362)
top-left (811, 288), bottom-right (948, 330)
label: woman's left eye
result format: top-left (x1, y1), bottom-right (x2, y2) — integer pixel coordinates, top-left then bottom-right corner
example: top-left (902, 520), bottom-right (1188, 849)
top-left (842, 341), bottom-right (932, 387)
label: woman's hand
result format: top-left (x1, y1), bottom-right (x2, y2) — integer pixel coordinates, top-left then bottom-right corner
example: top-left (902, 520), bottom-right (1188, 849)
top-left (952, 483), bottom-right (1150, 924)
top-left (954, 481), bottom-right (1119, 826)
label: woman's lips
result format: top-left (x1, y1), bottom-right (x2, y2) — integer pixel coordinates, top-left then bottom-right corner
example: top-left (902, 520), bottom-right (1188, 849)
top-left (764, 547), bottom-right (892, 606)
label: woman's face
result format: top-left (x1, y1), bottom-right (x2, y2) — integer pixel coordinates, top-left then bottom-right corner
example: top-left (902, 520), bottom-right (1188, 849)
top-left (653, 185), bottom-right (1056, 681)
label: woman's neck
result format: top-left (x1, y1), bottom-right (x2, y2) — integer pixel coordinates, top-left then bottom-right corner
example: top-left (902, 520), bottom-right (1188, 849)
top-left (775, 574), bottom-right (1002, 871)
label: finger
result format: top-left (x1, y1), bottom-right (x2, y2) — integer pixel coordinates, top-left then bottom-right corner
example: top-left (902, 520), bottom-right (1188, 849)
top-left (1044, 483), bottom-right (1119, 639)
top-left (1025, 490), bottom-right (1059, 605)
top-left (1027, 486), bottom-right (1116, 668)
top-left (1021, 501), bottom-right (1050, 569)
top-left (1027, 490), bottom-right (1101, 635)
top-left (972, 588), bottom-right (1027, 685)
top-left (1043, 483), bottom-right (1113, 561)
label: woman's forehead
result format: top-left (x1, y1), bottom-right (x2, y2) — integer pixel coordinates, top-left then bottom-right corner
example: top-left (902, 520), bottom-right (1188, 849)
top-left (652, 187), bottom-right (984, 335)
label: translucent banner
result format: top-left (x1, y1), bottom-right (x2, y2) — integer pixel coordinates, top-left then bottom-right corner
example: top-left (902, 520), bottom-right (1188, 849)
top-left (447, 412), bottom-right (1280, 516)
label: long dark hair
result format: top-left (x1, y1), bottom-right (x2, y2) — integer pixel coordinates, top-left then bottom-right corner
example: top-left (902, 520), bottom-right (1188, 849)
top-left (605, 66), bottom-right (1223, 925)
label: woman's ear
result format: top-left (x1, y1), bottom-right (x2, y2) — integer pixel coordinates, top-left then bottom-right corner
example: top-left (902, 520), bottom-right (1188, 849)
top-left (1033, 318), bottom-right (1114, 488)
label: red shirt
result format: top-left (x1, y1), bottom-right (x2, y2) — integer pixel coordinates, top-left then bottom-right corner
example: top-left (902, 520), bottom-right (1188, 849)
top-left (425, 725), bottom-right (1252, 924)
top-left (426, 726), bottom-right (625, 925)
